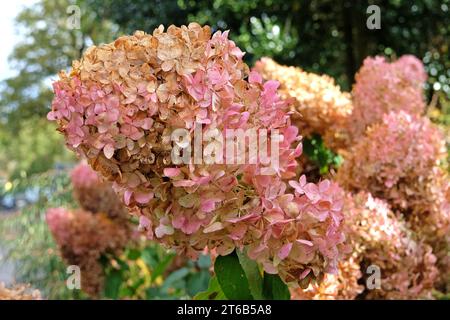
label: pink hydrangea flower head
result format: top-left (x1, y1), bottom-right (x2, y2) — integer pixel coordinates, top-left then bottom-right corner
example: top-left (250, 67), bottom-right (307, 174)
top-left (47, 163), bottom-right (134, 297)
top-left (294, 191), bottom-right (439, 299)
top-left (70, 162), bottom-right (101, 189)
top-left (70, 162), bottom-right (129, 219)
top-left (48, 24), bottom-right (346, 287)
top-left (347, 55), bottom-right (427, 143)
top-left (46, 207), bottom-right (72, 244)
top-left (46, 208), bottom-right (131, 297)
top-left (337, 111), bottom-right (446, 211)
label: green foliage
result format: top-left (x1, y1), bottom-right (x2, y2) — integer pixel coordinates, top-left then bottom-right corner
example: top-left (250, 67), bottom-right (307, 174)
top-left (194, 276), bottom-right (226, 300)
top-left (199, 250), bottom-right (290, 300)
top-left (0, 118), bottom-right (74, 181)
top-left (0, 0), bottom-right (118, 180)
top-left (0, 168), bottom-right (211, 300)
top-left (0, 170), bottom-right (79, 299)
top-left (103, 242), bottom-right (212, 300)
top-left (89, 0), bottom-right (450, 96)
top-left (0, 0), bottom-right (118, 125)
top-left (142, 251), bottom-right (211, 299)
top-left (214, 252), bottom-right (254, 300)
top-left (303, 135), bottom-right (342, 174)
top-left (236, 248), bottom-right (264, 300)
top-left (262, 273), bottom-right (290, 300)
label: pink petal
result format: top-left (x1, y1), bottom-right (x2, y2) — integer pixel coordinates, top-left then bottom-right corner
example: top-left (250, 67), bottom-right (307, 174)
top-left (173, 179), bottom-right (195, 187)
top-left (263, 262), bottom-right (278, 274)
top-left (124, 190), bottom-right (133, 206)
top-left (319, 180), bottom-right (331, 193)
top-left (164, 167), bottom-right (181, 177)
top-left (297, 239), bottom-right (314, 247)
top-left (278, 242), bottom-right (293, 260)
top-left (303, 183), bottom-right (320, 202)
top-left (200, 199), bottom-right (217, 213)
top-left (139, 215), bottom-right (151, 229)
top-left (249, 71), bottom-right (262, 84)
top-left (300, 268), bottom-right (311, 279)
top-left (134, 191), bottom-right (154, 204)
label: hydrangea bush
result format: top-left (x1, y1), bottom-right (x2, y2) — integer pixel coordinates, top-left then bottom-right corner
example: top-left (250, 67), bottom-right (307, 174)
top-left (292, 191), bottom-right (439, 299)
top-left (336, 110), bottom-right (449, 294)
top-left (47, 24), bottom-right (449, 299)
top-left (258, 55), bottom-right (448, 299)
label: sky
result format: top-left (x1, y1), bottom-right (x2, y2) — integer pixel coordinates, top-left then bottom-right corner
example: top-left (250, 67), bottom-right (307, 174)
top-left (0, 0), bottom-right (39, 81)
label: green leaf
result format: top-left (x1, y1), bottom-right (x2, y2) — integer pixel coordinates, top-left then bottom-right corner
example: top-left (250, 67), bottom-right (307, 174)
top-left (103, 268), bottom-right (122, 299)
top-left (194, 276), bottom-right (226, 300)
top-left (197, 254), bottom-right (211, 269)
top-left (151, 252), bottom-right (175, 282)
top-left (127, 248), bottom-right (141, 260)
top-left (262, 273), bottom-right (290, 300)
top-left (186, 270), bottom-right (211, 297)
top-left (214, 251), bottom-right (253, 300)
top-left (161, 267), bottom-right (190, 291)
top-left (236, 248), bottom-right (264, 300)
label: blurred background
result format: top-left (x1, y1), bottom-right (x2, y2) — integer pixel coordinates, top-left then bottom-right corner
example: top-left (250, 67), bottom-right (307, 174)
top-left (0, 0), bottom-right (448, 299)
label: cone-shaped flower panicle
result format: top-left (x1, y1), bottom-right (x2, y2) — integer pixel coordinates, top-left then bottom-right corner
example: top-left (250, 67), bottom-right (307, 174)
top-left (337, 111), bottom-right (447, 213)
top-left (46, 207), bottom-right (131, 297)
top-left (347, 55), bottom-right (427, 143)
top-left (48, 24), bottom-right (346, 286)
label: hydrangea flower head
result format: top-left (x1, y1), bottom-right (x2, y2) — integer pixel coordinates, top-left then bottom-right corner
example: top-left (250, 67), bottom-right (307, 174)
top-left (48, 24), bottom-right (346, 286)
top-left (46, 207), bottom-right (130, 297)
top-left (71, 162), bottom-right (129, 219)
top-left (70, 161), bottom-right (101, 188)
top-left (337, 111), bottom-right (446, 211)
top-left (293, 191), bottom-right (439, 299)
top-left (47, 163), bottom-right (133, 297)
top-left (347, 55), bottom-right (427, 142)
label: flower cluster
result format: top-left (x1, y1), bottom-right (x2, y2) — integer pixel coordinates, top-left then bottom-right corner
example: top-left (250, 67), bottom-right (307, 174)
top-left (48, 24), bottom-right (346, 286)
top-left (337, 111), bottom-right (447, 212)
top-left (0, 283), bottom-right (41, 300)
top-left (336, 111), bottom-right (449, 291)
top-left (254, 57), bottom-right (353, 151)
top-left (293, 191), bottom-right (439, 299)
top-left (291, 257), bottom-right (363, 300)
top-left (46, 164), bottom-right (133, 297)
top-left (407, 169), bottom-right (450, 290)
top-left (343, 192), bottom-right (438, 299)
top-left (249, 176), bottom-right (346, 287)
top-left (71, 162), bottom-right (129, 220)
top-left (46, 207), bottom-right (130, 297)
top-left (346, 55), bottom-right (427, 143)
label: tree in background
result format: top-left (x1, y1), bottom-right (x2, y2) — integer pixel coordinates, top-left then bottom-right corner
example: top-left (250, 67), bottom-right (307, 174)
top-left (89, 0), bottom-right (449, 96)
top-left (0, 0), bottom-right (118, 181)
